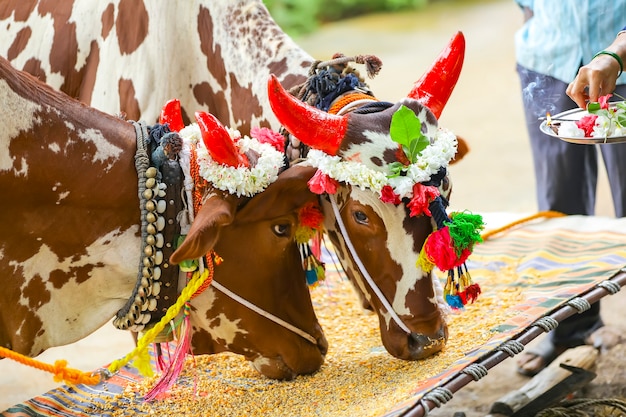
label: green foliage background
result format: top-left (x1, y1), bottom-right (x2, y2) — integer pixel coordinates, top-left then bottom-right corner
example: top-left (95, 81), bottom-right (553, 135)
top-left (264, 0), bottom-right (430, 36)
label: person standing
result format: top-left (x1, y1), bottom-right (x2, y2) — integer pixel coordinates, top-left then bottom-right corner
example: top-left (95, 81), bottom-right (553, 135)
top-left (514, 0), bottom-right (626, 376)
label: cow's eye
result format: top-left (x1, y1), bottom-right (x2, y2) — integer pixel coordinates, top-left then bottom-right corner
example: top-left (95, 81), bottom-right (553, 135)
top-left (353, 211), bottom-right (368, 225)
top-left (273, 223), bottom-right (290, 236)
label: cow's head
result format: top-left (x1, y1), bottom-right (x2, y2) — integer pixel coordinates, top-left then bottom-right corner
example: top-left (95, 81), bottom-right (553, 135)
top-left (168, 112), bottom-right (327, 379)
top-left (267, 32), bottom-right (483, 361)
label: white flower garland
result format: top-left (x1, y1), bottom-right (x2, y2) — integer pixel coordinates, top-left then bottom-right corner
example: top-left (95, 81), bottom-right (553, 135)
top-left (179, 124), bottom-right (285, 197)
top-left (305, 127), bottom-right (458, 199)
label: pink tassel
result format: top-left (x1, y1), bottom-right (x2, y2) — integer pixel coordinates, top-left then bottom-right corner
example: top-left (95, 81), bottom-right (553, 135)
top-left (143, 304), bottom-right (193, 402)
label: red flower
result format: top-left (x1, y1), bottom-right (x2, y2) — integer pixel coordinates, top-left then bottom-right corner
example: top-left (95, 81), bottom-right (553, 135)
top-left (575, 114), bottom-right (598, 137)
top-left (298, 202), bottom-right (324, 230)
top-left (407, 183), bottom-right (440, 217)
top-left (308, 169), bottom-right (339, 194)
top-left (598, 93), bottom-right (612, 110)
top-left (250, 126), bottom-right (284, 152)
top-left (380, 185), bottom-right (401, 205)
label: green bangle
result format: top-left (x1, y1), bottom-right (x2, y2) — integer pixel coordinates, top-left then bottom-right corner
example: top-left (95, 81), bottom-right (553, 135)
top-left (593, 50), bottom-right (624, 77)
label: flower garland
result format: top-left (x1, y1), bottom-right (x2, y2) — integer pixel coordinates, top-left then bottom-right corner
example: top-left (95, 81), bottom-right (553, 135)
top-left (305, 127), bottom-right (457, 202)
top-left (179, 124), bottom-right (285, 197)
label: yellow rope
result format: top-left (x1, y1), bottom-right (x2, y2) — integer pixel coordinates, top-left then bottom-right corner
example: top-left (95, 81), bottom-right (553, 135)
top-left (0, 346), bottom-right (100, 386)
top-left (481, 210), bottom-right (566, 241)
top-left (107, 268), bottom-right (211, 376)
top-left (0, 267), bottom-right (212, 386)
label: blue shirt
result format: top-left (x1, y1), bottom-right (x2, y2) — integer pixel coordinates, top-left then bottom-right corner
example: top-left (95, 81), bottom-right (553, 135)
top-left (515, 0), bottom-right (626, 84)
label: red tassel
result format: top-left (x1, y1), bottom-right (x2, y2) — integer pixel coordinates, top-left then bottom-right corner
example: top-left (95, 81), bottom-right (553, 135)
top-left (464, 283), bottom-right (481, 304)
top-left (143, 305), bottom-right (193, 402)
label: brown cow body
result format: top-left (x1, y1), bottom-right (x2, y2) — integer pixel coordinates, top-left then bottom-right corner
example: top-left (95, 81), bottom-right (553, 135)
top-left (0, 56), bottom-right (327, 380)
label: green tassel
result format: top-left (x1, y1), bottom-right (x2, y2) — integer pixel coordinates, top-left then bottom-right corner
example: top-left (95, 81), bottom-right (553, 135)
top-left (446, 212), bottom-right (485, 255)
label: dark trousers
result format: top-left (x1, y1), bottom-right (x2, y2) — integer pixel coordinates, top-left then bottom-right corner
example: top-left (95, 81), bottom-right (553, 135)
top-left (516, 64), bottom-right (626, 345)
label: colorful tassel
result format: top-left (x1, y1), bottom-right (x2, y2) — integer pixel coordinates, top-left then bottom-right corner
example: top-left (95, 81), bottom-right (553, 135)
top-left (424, 199), bottom-right (484, 309)
top-left (300, 243), bottom-right (325, 287)
top-left (144, 303), bottom-right (193, 402)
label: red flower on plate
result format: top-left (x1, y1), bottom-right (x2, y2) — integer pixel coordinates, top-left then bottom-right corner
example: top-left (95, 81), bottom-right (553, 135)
top-left (598, 93), bottom-right (612, 110)
top-left (576, 114), bottom-right (598, 137)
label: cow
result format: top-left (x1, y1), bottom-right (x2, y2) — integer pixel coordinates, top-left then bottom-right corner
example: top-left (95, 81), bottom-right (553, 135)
top-left (170, 32), bottom-right (481, 362)
top-left (267, 32), bottom-right (482, 361)
top-left (0, 0), bottom-right (312, 134)
top-left (0, 0), bottom-right (478, 362)
top-left (0, 55), bottom-right (328, 381)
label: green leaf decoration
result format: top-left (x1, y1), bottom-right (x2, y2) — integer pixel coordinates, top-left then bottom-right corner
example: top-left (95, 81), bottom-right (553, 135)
top-left (388, 162), bottom-right (405, 178)
top-left (586, 102), bottom-right (601, 113)
top-left (390, 105), bottom-right (430, 164)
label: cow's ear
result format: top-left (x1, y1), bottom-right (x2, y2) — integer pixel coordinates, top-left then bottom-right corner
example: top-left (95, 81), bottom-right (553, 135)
top-left (236, 165), bottom-right (318, 223)
top-left (169, 193), bottom-right (237, 264)
top-left (451, 135), bottom-right (469, 164)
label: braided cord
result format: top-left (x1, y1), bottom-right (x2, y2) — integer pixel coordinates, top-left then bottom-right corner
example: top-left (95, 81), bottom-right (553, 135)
top-left (481, 211), bottom-right (565, 241)
top-left (419, 387), bottom-right (454, 415)
top-left (0, 346), bottom-right (101, 386)
top-left (496, 339), bottom-right (525, 357)
top-left (108, 267), bottom-right (212, 376)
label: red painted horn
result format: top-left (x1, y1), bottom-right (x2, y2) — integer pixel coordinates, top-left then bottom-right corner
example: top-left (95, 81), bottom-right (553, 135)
top-left (195, 111), bottom-right (249, 167)
top-left (267, 74), bottom-right (348, 155)
top-left (159, 98), bottom-right (185, 132)
top-left (407, 31), bottom-right (465, 119)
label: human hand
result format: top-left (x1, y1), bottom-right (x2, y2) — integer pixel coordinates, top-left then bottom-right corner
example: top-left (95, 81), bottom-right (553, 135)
top-left (566, 54), bottom-right (621, 109)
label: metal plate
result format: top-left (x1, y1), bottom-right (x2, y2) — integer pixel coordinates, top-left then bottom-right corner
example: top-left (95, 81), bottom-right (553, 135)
top-left (539, 104), bottom-right (626, 144)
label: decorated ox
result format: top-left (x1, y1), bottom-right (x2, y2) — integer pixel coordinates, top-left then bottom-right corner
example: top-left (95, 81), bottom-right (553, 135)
top-left (0, 0), bottom-right (312, 133)
top-left (265, 32), bottom-right (483, 361)
top-left (0, 55), bottom-right (327, 381)
top-left (1, 0), bottom-right (480, 363)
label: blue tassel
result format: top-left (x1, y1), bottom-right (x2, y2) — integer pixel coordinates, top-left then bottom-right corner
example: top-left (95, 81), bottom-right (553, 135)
top-left (446, 294), bottom-right (464, 310)
top-left (306, 268), bottom-right (319, 286)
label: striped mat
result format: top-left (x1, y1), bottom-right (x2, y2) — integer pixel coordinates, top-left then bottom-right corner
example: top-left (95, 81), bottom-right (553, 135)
top-left (2, 214), bottom-right (625, 417)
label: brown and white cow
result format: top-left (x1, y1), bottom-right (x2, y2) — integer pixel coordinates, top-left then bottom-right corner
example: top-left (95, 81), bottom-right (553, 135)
top-left (265, 32), bottom-right (479, 361)
top-left (1, 0), bottom-right (477, 362)
top-left (0, 55), bottom-right (327, 380)
top-left (0, 0), bottom-right (312, 134)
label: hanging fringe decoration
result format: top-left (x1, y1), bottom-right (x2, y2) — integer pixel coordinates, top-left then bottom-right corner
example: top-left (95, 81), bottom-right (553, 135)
top-left (299, 243), bottom-right (326, 286)
top-left (295, 201), bottom-right (326, 286)
top-left (143, 303), bottom-right (193, 402)
top-left (420, 196), bottom-right (484, 309)
top-left (142, 252), bottom-right (217, 401)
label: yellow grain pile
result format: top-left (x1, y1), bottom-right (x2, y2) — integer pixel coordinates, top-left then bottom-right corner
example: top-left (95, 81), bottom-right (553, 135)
top-left (97, 262), bottom-right (523, 417)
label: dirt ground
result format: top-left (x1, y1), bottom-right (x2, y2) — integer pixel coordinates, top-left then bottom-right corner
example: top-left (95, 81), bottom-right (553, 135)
top-left (1, 0), bottom-right (625, 415)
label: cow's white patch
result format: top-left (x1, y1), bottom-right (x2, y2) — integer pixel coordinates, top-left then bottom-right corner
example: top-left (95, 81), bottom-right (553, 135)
top-left (56, 191), bottom-right (70, 204)
top-left (194, 309), bottom-right (248, 346)
top-left (0, 80), bottom-right (42, 174)
top-left (13, 227), bottom-right (138, 353)
top-left (78, 128), bottom-right (123, 165)
top-left (48, 143), bottom-right (61, 153)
